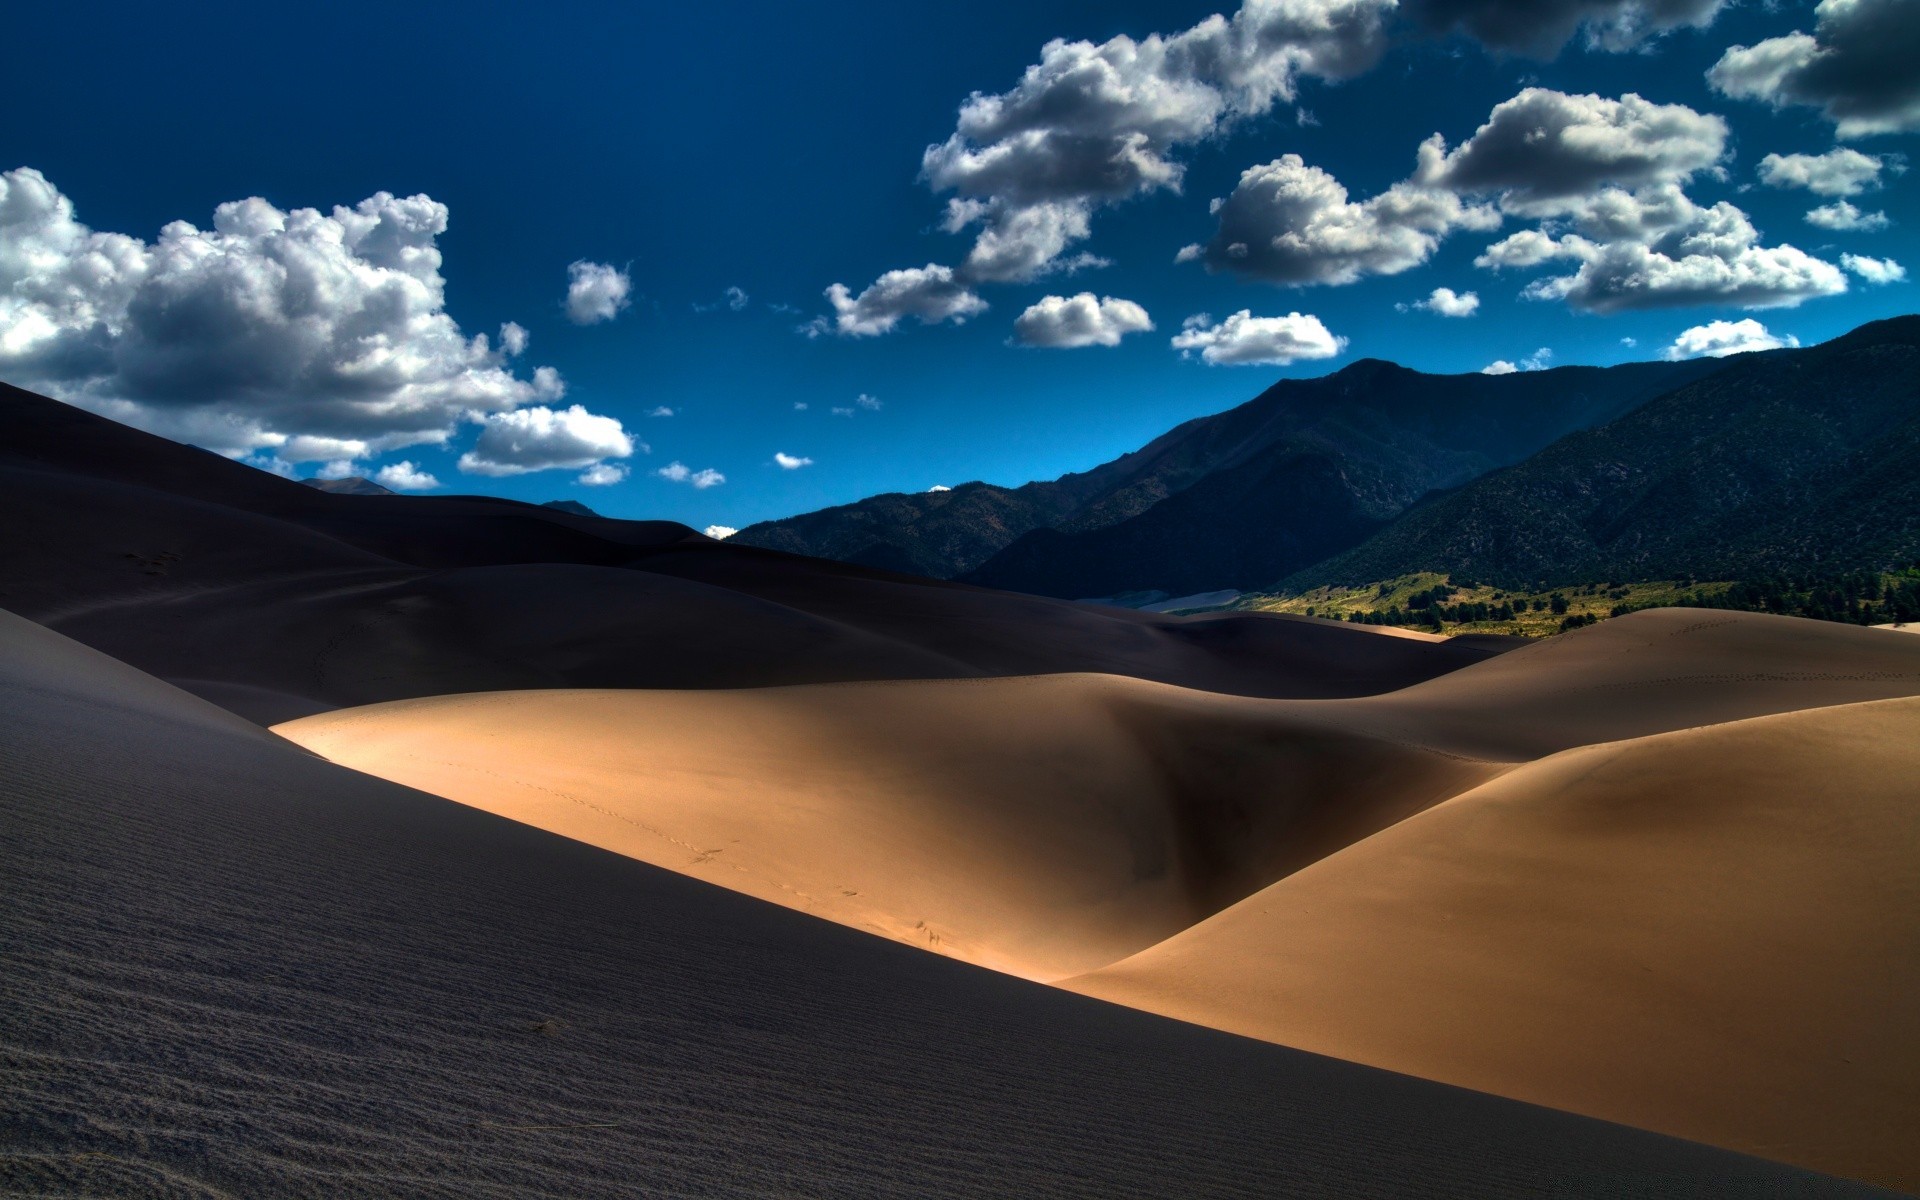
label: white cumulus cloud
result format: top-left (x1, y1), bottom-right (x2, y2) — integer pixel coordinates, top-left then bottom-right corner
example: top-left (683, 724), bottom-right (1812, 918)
top-left (1757, 148), bottom-right (1893, 197)
top-left (1417, 89), bottom-right (1727, 204)
top-left (774, 452), bottom-right (813, 469)
top-left (565, 260), bottom-right (632, 325)
top-left (1171, 310), bottom-right (1345, 366)
top-left (1662, 318), bottom-right (1799, 360)
top-left (458, 404), bottom-right (638, 477)
top-left (1184, 153), bottom-right (1499, 285)
top-left (1805, 200), bottom-right (1892, 231)
top-left (1476, 183), bottom-right (1848, 312)
top-left (577, 463), bottom-right (629, 486)
top-left (0, 167), bottom-right (572, 471)
top-left (928, 484), bottom-right (952, 492)
top-left (1409, 286), bottom-right (1481, 316)
top-left (374, 460), bottom-right (440, 490)
top-left (1013, 293), bottom-right (1155, 347)
top-left (1842, 253), bottom-right (1907, 284)
top-left (808, 264), bottom-right (986, 337)
top-left (704, 524), bottom-right (738, 540)
top-left (1709, 0), bottom-right (1920, 138)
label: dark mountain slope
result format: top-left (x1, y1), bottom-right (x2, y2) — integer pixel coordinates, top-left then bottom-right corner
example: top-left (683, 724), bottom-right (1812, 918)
top-left (0, 381), bottom-right (1508, 720)
top-left (961, 357), bottom-right (1725, 598)
top-left (1291, 315), bottom-right (1920, 591)
top-left (741, 357), bottom-right (1724, 590)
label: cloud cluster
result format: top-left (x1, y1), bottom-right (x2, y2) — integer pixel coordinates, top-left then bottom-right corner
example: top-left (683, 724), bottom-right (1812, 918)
top-left (1805, 200), bottom-right (1892, 232)
top-left (704, 524), bottom-right (738, 540)
top-left (919, 0), bottom-right (1399, 283)
top-left (1182, 154), bottom-right (1498, 284)
top-left (1486, 196), bottom-right (1849, 312)
top-left (817, 1), bottom-right (1417, 336)
top-left (1709, 0), bottom-right (1920, 138)
top-left (807, 264), bottom-right (987, 337)
top-left (565, 260), bottom-right (631, 324)
top-left (1451, 114), bottom-right (1848, 312)
top-left (1171, 310), bottom-right (1345, 365)
top-left (1662, 318), bottom-right (1798, 360)
top-left (657, 461), bottom-right (725, 488)
top-left (1013, 292), bottom-right (1154, 347)
top-left (1756, 148), bottom-right (1893, 196)
top-left (1418, 89), bottom-right (1727, 204)
top-left (1182, 88), bottom-right (1827, 310)
top-left (458, 404), bottom-right (640, 480)
top-left (1401, 0), bottom-right (1727, 56)
top-left (0, 167), bottom-right (634, 477)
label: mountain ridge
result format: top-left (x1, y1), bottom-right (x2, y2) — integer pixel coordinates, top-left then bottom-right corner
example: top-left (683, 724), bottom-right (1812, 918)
top-left (736, 353), bottom-right (1727, 594)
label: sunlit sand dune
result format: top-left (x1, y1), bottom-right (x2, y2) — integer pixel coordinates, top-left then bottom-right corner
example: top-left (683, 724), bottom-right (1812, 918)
top-left (279, 673), bottom-right (1496, 980)
top-left (278, 609), bottom-right (1920, 980)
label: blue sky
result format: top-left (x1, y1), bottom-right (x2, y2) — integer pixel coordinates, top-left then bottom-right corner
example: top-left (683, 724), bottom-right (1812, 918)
top-left (2, 0), bottom-right (1915, 532)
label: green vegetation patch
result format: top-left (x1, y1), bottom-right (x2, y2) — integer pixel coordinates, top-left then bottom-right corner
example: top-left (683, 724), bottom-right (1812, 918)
top-left (1239, 569), bottom-right (1920, 638)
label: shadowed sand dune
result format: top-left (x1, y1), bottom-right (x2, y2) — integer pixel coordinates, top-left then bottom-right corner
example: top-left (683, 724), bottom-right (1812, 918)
top-left (277, 610), bottom-right (1920, 1188)
top-left (0, 381), bottom-right (1506, 724)
top-left (4, 607), bottom-right (1873, 1198)
top-left (1067, 695), bottom-right (1920, 1191)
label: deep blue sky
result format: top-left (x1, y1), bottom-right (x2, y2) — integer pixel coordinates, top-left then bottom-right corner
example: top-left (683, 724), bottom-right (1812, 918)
top-left (3, 0), bottom-right (1914, 531)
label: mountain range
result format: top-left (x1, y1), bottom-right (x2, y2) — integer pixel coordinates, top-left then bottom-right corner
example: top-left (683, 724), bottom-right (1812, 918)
top-left (736, 315), bottom-right (1919, 600)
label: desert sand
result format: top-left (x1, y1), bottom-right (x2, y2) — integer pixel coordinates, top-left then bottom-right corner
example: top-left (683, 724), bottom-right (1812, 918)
top-left (5, 607), bottom-right (1861, 1198)
top-left (1067, 693), bottom-right (1920, 1190)
top-left (4, 380), bottom-right (1915, 1194)
top-left (279, 610), bottom-right (1920, 1188)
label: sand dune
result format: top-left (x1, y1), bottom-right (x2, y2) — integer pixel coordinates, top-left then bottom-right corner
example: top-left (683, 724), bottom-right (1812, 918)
top-left (1069, 695), bottom-right (1920, 1190)
top-left (4, 606), bottom-right (1856, 1198)
top-left (276, 608), bottom-right (1920, 1188)
top-left (279, 610), bottom-right (1920, 982)
top-left (279, 675), bottom-right (1496, 980)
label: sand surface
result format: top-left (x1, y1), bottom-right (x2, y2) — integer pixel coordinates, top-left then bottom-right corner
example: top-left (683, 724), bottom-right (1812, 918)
top-left (1068, 695), bottom-right (1920, 1191)
top-left (278, 610), bottom-right (1920, 1188)
top-left (6, 380), bottom-right (1917, 1193)
top-left (5, 607), bottom-right (1865, 1198)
